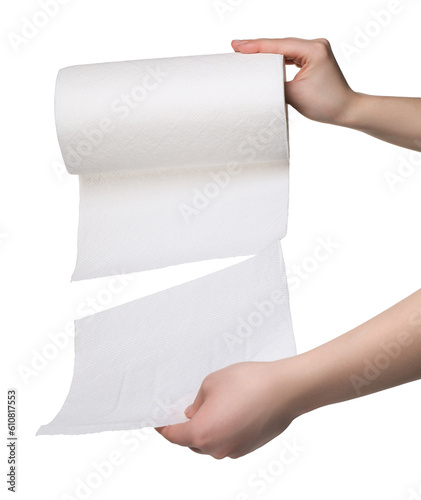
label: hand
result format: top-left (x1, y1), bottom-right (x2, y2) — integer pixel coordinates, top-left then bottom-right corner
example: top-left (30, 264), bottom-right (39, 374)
top-left (155, 359), bottom-right (300, 459)
top-left (156, 288), bottom-right (421, 459)
top-left (232, 37), bottom-right (357, 126)
top-left (232, 37), bottom-right (421, 151)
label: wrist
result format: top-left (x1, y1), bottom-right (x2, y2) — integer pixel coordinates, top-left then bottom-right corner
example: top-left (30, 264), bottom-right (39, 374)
top-left (334, 91), bottom-right (370, 130)
top-left (270, 353), bottom-right (323, 421)
top-left (272, 342), bottom-right (351, 420)
top-left (283, 352), bottom-right (324, 418)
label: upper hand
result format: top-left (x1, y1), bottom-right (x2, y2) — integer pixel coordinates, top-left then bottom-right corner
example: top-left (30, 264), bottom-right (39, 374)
top-left (232, 37), bottom-right (357, 126)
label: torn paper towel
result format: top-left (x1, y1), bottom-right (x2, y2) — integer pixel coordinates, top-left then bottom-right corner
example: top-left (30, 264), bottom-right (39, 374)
top-left (38, 52), bottom-right (295, 435)
top-left (37, 242), bottom-right (295, 434)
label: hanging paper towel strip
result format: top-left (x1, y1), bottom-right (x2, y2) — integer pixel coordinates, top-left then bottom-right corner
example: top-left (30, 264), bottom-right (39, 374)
top-left (37, 242), bottom-right (295, 434)
top-left (38, 52), bottom-right (295, 435)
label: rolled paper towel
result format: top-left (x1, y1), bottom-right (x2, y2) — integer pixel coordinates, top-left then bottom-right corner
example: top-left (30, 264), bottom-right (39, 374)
top-left (37, 52), bottom-right (295, 435)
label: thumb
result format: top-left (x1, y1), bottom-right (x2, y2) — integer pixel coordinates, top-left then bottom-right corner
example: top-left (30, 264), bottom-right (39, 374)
top-left (184, 384), bottom-right (206, 419)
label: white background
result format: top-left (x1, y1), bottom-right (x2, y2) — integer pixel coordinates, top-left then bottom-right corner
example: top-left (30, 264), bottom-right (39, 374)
top-left (2, 0), bottom-right (421, 499)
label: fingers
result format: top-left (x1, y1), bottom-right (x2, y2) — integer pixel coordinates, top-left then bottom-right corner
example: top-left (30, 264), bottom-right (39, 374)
top-left (184, 385), bottom-right (206, 419)
top-left (231, 37), bottom-right (325, 65)
top-left (155, 420), bottom-right (194, 447)
top-left (155, 378), bottom-right (209, 448)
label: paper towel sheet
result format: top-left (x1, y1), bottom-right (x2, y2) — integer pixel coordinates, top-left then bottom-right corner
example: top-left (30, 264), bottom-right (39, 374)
top-left (74, 164), bottom-right (288, 279)
top-left (37, 242), bottom-right (295, 435)
top-left (38, 52), bottom-right (295, 435)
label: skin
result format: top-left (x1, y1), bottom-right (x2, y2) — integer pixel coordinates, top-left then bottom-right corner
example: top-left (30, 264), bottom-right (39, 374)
top-left (155, 38), bottom-right (421, 459)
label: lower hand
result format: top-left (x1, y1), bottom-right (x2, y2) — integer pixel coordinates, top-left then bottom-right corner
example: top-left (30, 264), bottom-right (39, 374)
top-left (155, 359), bottom-right (300, 459)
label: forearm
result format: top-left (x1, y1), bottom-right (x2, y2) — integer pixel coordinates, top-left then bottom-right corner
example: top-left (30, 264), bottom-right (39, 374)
top-left (285, 288), bottom-right (421, 418)
top-left (339, 93), bottom-right (421, 151)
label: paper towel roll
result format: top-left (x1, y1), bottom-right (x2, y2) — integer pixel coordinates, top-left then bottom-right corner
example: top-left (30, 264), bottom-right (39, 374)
top-left (55, 53), bottom-right (289, 279)
top-left (56, 53), bottom-right (288, 174)
top-left (38, 52), bottom-right (295, 435)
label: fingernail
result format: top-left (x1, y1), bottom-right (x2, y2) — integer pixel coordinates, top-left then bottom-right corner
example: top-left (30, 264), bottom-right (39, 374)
top-left (233, 40), bottom-right (248, 44)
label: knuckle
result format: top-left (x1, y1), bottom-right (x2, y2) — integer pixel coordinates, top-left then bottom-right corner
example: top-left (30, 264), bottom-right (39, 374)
top-left (312, 38), bottom-right (331, 56)
top-left (191, 427), bottom-right (210, 450)
top-left (200, 376), bottom-right (211, 390)
top-left (201, 373), bottom-right (215, 391)
top-left (314, 37), bottom-right (330, 47)
top-left (162, 430), bottom-right (175, 444)
top-left (211, 450), bottom-right (226, 460)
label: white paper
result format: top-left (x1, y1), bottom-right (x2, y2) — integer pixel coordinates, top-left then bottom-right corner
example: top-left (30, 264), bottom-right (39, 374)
top-left (54, 53), bottom-right (289, 279)
top-left (38, 52), bottom-right (295, 435)
top-left (37, 242), bottom-right (295, 434)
